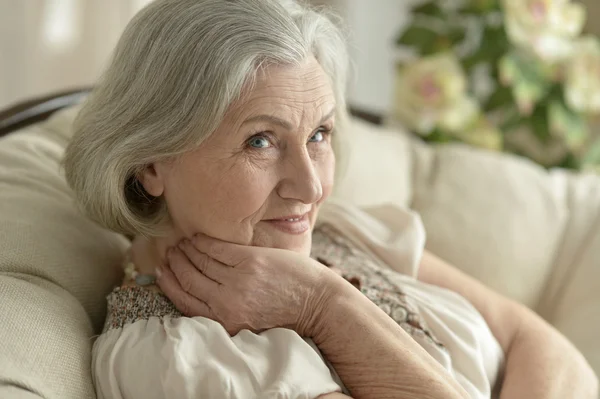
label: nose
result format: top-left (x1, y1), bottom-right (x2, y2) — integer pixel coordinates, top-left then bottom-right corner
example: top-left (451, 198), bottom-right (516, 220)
top-left (276, 146), bottom-right (323, 205)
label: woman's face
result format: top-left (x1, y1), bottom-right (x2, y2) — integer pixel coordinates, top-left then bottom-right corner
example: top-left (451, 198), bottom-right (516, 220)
top-left (140, 58), bottom-right (336, 255)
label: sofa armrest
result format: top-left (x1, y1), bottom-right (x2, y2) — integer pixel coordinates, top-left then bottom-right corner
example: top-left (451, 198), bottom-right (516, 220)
top-left (0, 275), bottom-right (97, 399)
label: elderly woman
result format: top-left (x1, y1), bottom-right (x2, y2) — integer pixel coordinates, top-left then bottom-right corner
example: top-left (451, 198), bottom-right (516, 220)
top-left (63, 0), bottom-right (597, 398)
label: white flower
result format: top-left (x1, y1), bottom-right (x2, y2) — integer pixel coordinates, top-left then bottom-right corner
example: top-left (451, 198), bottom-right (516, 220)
top-left (565, 37), bottom-right (600, 114)
top-left (393, 53), bottom-right (479, 134)
top-left (502, 0), bottom-right (586, 62)
top-left (439, 97), bottom-right (480, 132)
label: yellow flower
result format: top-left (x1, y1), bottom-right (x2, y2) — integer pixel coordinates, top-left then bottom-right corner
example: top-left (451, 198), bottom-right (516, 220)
top-left (502, 0), bottom-right (585, 62)
top-left (565, 37), bottom-right (600, 114)
top-left (393, 53), bottom-right (479, 134)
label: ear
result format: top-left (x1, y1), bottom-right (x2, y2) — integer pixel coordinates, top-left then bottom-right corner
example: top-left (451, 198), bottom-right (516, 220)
top-left (138, 164), bottom-right (165, 197)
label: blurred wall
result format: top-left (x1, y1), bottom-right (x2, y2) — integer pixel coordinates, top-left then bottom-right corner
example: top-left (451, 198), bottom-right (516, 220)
top-left (0, 0), bottom-right (151, 109)
top-left (310, 0), bottom-right (409, 115)
top-left (0, 0), bottom-right (408, 113)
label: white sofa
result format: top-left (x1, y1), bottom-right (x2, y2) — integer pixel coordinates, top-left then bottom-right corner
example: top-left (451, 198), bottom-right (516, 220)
top-left (1, 106), bottom-right (599, 398)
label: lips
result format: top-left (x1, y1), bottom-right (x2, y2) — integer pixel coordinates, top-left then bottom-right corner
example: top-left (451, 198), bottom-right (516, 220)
top-left (263, 213), bottom-right (311, 235)
top-left (269, 214), bottom-right (308, 222)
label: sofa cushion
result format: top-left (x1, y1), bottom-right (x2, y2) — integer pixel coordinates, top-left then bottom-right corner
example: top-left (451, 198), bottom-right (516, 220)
top-left (333, 118), bottom-right (414, 209)
top-left (538, 170), bottom-right (600, 375)
top-left (0, 106), bottom-right (127, 399)
top-left (410, 144), bottom-right (569, 309)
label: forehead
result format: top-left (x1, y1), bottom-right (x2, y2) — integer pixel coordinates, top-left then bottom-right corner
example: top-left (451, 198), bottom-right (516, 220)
top-left (228, 58), bottom-right (336, 123)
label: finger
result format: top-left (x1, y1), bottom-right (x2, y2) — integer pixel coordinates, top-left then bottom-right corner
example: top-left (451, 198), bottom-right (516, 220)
top-left (168, 247), bottom-right (220, 298)
top-left (191, 233), bottom-right (248, 266)
top-left (178, 239), bottom-right (230, 282)
top-left (155, 263), bottom-right (213, 318)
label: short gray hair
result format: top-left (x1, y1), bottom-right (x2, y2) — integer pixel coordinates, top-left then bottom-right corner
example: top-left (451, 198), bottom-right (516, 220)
top-left (63, 0), bottom-right (349, 237)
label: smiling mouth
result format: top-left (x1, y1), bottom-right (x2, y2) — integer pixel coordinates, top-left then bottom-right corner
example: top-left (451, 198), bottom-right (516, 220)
top-left (263, 213), bottom-right (311, 235)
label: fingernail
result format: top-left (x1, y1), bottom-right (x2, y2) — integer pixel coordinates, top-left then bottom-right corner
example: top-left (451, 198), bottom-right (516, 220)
top-left (155, 267), bottom-right (162, 279)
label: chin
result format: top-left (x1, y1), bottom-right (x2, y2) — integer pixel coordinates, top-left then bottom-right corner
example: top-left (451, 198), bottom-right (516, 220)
top-left (251, 228), bottom-right (313, 255)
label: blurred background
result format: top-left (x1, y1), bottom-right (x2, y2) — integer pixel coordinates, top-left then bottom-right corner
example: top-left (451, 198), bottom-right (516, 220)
top-left (0, 0), bottom-right (153, 109)
top-left (2, 0), bottom-right (600, 170)
top-left (0, 0), bottom-right (435, 113)
top-left (1, 0), bottom-right (598, 112)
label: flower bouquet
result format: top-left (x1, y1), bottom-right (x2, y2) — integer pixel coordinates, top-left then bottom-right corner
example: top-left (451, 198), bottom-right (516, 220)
top-left (393, 0), bottom-right (600, 171)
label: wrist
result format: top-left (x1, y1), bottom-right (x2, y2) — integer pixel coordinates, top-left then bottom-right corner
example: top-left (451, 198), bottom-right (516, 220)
top-left (296, 263), bottom-right (351, 337)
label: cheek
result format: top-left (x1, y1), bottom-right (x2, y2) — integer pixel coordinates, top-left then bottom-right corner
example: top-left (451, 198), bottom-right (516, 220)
top-left (162, 159), bottom-right (276, 236)
top-left (215, 168), bottom-right (275, 219)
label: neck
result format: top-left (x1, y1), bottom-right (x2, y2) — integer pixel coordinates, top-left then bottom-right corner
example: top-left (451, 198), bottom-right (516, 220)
top-left (130, 227), bottom-right (185, 275)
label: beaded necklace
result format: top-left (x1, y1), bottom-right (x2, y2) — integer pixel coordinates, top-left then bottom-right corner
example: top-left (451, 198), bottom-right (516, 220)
top-left (122, 252), bottom-right (158, 287)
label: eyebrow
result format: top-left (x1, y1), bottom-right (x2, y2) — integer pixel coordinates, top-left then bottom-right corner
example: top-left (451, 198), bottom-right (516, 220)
top-left (242, 107), bottom-right (336, 130)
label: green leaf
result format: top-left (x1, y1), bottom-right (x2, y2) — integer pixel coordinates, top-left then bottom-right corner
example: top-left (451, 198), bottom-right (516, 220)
top-left (557, 152), bottom-right (581, 170)
top-left (425, 19), bottom-right (468, 54)
top-left (500, 51), bottom-right (550, 86)
top-left (500, 52), bottom-right (552, 114)
top-left (463, 27), bottom-right (508, 69)
top-left (499, 105), bottom-right (524, 132)
top-left (475, 26), bottom-right (507, 53)
top-left (583, 138), bottom-right (600, 166)
top-left (427, 33), bottom-right (462, 54)
top-left (412, 2), bottom-right (443, 16)
top-left (463, 50), bottom-right (488, 70)
top-left (548, 100), bottom-right (589, 151)
top-left (461, 0), bottom-right (501, 13)
top-left (530, 104), bottom-right (551, 141)
top-left (447, 27), bottom-right (466, 47)
top-left (397, 25), bottom-right (439, 50)
top-left (512, 80), bottom-right (548, 115)
top-left (498, 53), bottom-right (519, 85)
top-left (423, 127), bottom-right (454, 144)
top-left (485, 86), bottom-right (513, 112)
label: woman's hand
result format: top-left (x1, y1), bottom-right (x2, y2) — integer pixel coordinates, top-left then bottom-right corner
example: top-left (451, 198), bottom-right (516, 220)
top-left (155, 234), bottom-right (340, 336)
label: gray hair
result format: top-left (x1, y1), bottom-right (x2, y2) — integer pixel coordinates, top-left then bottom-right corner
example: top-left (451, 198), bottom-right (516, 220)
top-left (63, 0), bottom-right (349, 237)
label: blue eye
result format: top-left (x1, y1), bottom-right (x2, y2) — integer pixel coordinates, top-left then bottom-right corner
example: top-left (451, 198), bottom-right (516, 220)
top-left (309, 130), bottom-right (325, 143)
top-left (248, 136), bottom-right (271, 149)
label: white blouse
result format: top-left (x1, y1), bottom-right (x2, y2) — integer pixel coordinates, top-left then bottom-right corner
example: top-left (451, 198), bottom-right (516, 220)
top-left (92, 201), bottom-right (503, 398)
